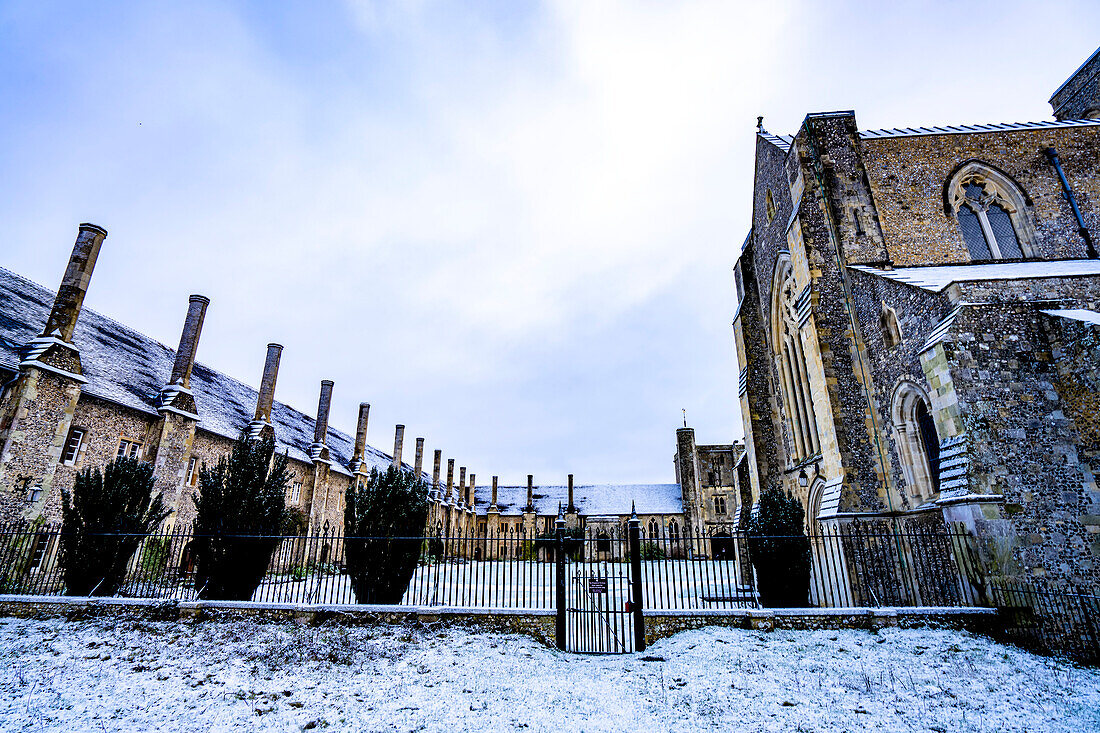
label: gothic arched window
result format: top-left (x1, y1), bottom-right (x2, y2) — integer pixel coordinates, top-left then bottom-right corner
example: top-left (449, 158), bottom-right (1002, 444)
top-left (647, 518), bottom-right (659, 539)
top-left (771, 256), bottom-right (820, 461)
top-left (891, 382), bottom-right (941, 499)
top-left (947, 163), bottom-right (1034, 261)
top-left (880, 305), bottom-right (903, 348)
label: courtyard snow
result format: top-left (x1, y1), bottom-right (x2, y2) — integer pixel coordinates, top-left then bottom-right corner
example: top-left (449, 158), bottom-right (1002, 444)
top-left (1, 616), bottom-right (1098, 732)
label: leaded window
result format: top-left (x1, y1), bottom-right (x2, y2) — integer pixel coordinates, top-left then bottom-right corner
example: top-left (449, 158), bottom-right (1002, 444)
top-left (948, 166), bottom-right (1033, 260)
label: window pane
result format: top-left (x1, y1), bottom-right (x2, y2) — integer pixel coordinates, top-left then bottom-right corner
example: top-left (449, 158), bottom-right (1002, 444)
top-left (957, 205), bottom-right (991, 260)
top-left (987, 203), bottom-right (1023, 258)
top-left (964, 182), bottom-right (984, 201)
top-left (915, 400), bottom-right (941, 492)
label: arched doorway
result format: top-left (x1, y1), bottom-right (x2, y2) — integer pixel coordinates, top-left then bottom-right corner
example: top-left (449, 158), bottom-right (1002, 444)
top-left (711, 532), bottom-right (735, 560)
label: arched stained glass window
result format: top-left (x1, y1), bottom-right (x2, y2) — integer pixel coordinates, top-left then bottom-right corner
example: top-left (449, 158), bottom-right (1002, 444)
top-left (947, 164), bottom-right (1033, 261)
top-left (771, 256), bottom-right (820, 461)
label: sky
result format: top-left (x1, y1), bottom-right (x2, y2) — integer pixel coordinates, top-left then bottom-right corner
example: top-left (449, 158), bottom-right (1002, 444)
top-left (0, 1), bottom-right (1097, 485)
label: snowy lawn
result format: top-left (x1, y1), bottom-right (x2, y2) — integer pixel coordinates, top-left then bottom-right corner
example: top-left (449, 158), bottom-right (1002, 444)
top-left (0, 616), bottom-right (1098, 732)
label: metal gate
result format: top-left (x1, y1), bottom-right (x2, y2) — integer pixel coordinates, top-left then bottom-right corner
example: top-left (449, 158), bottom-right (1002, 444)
top-left (555, 510), bottom-right (646, 654)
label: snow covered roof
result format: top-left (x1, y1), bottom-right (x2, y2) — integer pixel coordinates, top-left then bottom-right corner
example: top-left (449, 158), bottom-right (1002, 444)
top-left (849, 259), bottom-right (1100, 293)
top-left (0, 266), bottom-right (403, 476)
top-left (470, 483), bottom-right (683, 517)
top-left (1040, 308), bottom-right (1100, 326)
top-left (759, 119), bottom-right (1100, 154)
top-left (859, 118), bottom-right (1100, 140)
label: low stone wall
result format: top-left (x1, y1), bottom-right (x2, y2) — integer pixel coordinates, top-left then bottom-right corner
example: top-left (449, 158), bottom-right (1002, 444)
top-left (643, 607), bottom-right (997, 644)
top-left (0, 595), bottom-right (994, 650)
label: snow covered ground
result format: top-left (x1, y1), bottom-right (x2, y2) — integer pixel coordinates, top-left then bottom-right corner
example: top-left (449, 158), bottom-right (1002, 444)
top-left (1, 616), bottom-right (1098, 732)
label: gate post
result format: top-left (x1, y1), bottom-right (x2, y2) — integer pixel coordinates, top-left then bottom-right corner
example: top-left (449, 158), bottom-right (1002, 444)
top-left (628, 504), bottom-right (646, 652)
top-left (555, 506), bottom-right (567, 651)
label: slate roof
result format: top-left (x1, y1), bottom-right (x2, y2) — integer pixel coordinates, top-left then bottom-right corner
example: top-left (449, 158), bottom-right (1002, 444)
top-left (759, 118), bottom-right (1100, 153)
top-left (470, 483), bottom-right (683, 517)
top-left (0, 266), bottom-right (401, 476)
top-left (849, 259), bottom-right (1100, 294)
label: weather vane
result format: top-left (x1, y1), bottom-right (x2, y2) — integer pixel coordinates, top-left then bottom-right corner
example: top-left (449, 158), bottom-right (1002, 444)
top-left (682, 408), bottom-right (687, 428)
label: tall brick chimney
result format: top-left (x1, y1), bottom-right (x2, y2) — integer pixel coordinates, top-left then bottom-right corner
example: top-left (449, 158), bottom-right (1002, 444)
top-left (567, 474), bottom-right (575, 513)
top-left (446, 459), bottom-right (455, 502)
top-left (414, 438), bottom-right (425, 476)
top-left (458, 467), bottom-right (466, 507)
top-left (350, 402), bottom-right (370, 468)
top-left (491, 476), bottom-right (499, 510)
top-left (42, 223), bottom-right (107, 342)
top-left (168, 295), bottom-right (209, 389)
top-left (468, 474), bottom-right (475, 508)
top-left (309, 380), bottom-right (334, 462)
top-left (526, 475), bottom-right (534, 513)
top-left (248, 343), bottom-right (282, 440)
top-left (392, 425), bottom-right (405, 467)
top-left (433, 449), bottom-right (442, 497)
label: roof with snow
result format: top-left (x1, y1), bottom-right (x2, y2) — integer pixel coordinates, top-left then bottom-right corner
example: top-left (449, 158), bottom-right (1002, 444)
top-left (470, 483), bottom-right (683, 517)
top-left (849, 259), bottom-right (1100, 293)
top-left (1040, 308), bottom-right (1100, 326)
top-left (759, 118), bottom-right (1100, 153)
top-left (0, 266), bottom-right (403, 477)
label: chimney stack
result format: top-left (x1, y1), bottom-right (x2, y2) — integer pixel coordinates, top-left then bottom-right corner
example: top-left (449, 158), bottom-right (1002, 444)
top-left (253, 343), bottom-right (283, 424)
top-left (433, 450), bottom-right (442, 495)
top-left (414, 438), bottom-right (425, 476)
top-left (446, 459), bottom-right (455, 500)
top-left (42, 223), bottom-right (107, 342)
top-left (468, 474), bottom-right (475, 507)
top-left (458, 466), bottom-right (466, 505)
top-left (392, 425), bottom-right (405, 467)
top-left (168, 295), bottom-right (209, 388)
top-left (351, 402), bottom-right (370, 464)
top-left (313, 380), bottom-right (334, 445)
top-left (491, 476), bottom-right (499, 509)
top-left (526, 475), bottom-right (534, 512)
top-left (568, 474), bottom-right (575, 513)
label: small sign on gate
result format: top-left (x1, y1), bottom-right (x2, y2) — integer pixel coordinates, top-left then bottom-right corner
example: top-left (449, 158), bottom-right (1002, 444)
top-left (587, 577), bottom-right (608, 594)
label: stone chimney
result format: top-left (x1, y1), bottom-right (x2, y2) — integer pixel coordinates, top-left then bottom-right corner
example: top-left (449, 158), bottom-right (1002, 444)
top-left (42, 223), bottom-right (107, 342)
top-left (490, 476), bottom-right (499, 511)
top-left (414, 438), bottom-right (425, 476)
top-left (446, 459), bottom-right (455, 502)
top-left (350, 402), bottom-right (370, 470)
top-left (170, 295), bottom-right (209, 388)
top-left (392, 425), bottom-right (405, 467)
top-left (248, 343), bottom-right (283, 438)
top-left (309, 380), bottom-right (333, 461)
top-left (158, 295), bottom-right (209, 417)
top-left (468, 474), bottom-right (476, 508)
top-left (568, 474), bottom-right (576, 513)
top-left (526, 475), bottom-right (534, 513)
top-left (433, 450), bottom-right (442, 497)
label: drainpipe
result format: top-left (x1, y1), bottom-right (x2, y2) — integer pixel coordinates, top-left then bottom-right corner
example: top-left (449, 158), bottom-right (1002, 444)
top-left (1045, 148), bottom-right (1096, 258)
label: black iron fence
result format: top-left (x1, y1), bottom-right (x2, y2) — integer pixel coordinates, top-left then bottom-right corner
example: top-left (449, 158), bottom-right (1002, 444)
top-left (992, 581), bottom-right (1100, 665)
top-left (0, 520), bottom-right (980, 610)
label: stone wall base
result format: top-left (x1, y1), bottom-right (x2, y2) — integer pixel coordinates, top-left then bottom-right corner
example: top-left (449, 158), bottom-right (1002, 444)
top-left (0, 595), bottom-right (995, 650)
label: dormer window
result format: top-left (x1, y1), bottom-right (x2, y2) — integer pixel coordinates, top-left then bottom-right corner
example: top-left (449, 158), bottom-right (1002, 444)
top-left (947, 164), bottom-right (1034, 261)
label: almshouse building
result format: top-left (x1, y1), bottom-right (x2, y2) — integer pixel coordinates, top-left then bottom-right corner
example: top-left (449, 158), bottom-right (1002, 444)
top-left (733, 47), bottom-right (1100, 592)
top-left (0, 229), bottom-right (747, 562)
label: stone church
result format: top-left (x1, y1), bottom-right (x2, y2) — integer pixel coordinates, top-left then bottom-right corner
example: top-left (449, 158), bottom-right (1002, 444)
top-left (733, 47), bottom-right (1100, 591)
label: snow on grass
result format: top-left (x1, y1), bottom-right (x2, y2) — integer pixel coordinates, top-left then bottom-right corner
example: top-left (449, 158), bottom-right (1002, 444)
top-left (0, 616), bottom-right (1097, 732)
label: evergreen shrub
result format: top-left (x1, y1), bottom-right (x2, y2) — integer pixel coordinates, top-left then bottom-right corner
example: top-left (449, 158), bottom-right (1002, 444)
top-left (60, 457), bottom-right (168, 596)
top-left (344, 465), bottom-right (428, 604)
top-left (746, 487), bottom-right (812, 607)
top-left (192, 432), bottom-right (289, 600)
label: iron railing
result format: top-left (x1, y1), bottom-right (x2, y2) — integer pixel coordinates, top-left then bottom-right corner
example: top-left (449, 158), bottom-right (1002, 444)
top-left (992, 581), bottom-right (1100, 665)
top-left (0, 520), bottom-right (980, 611)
